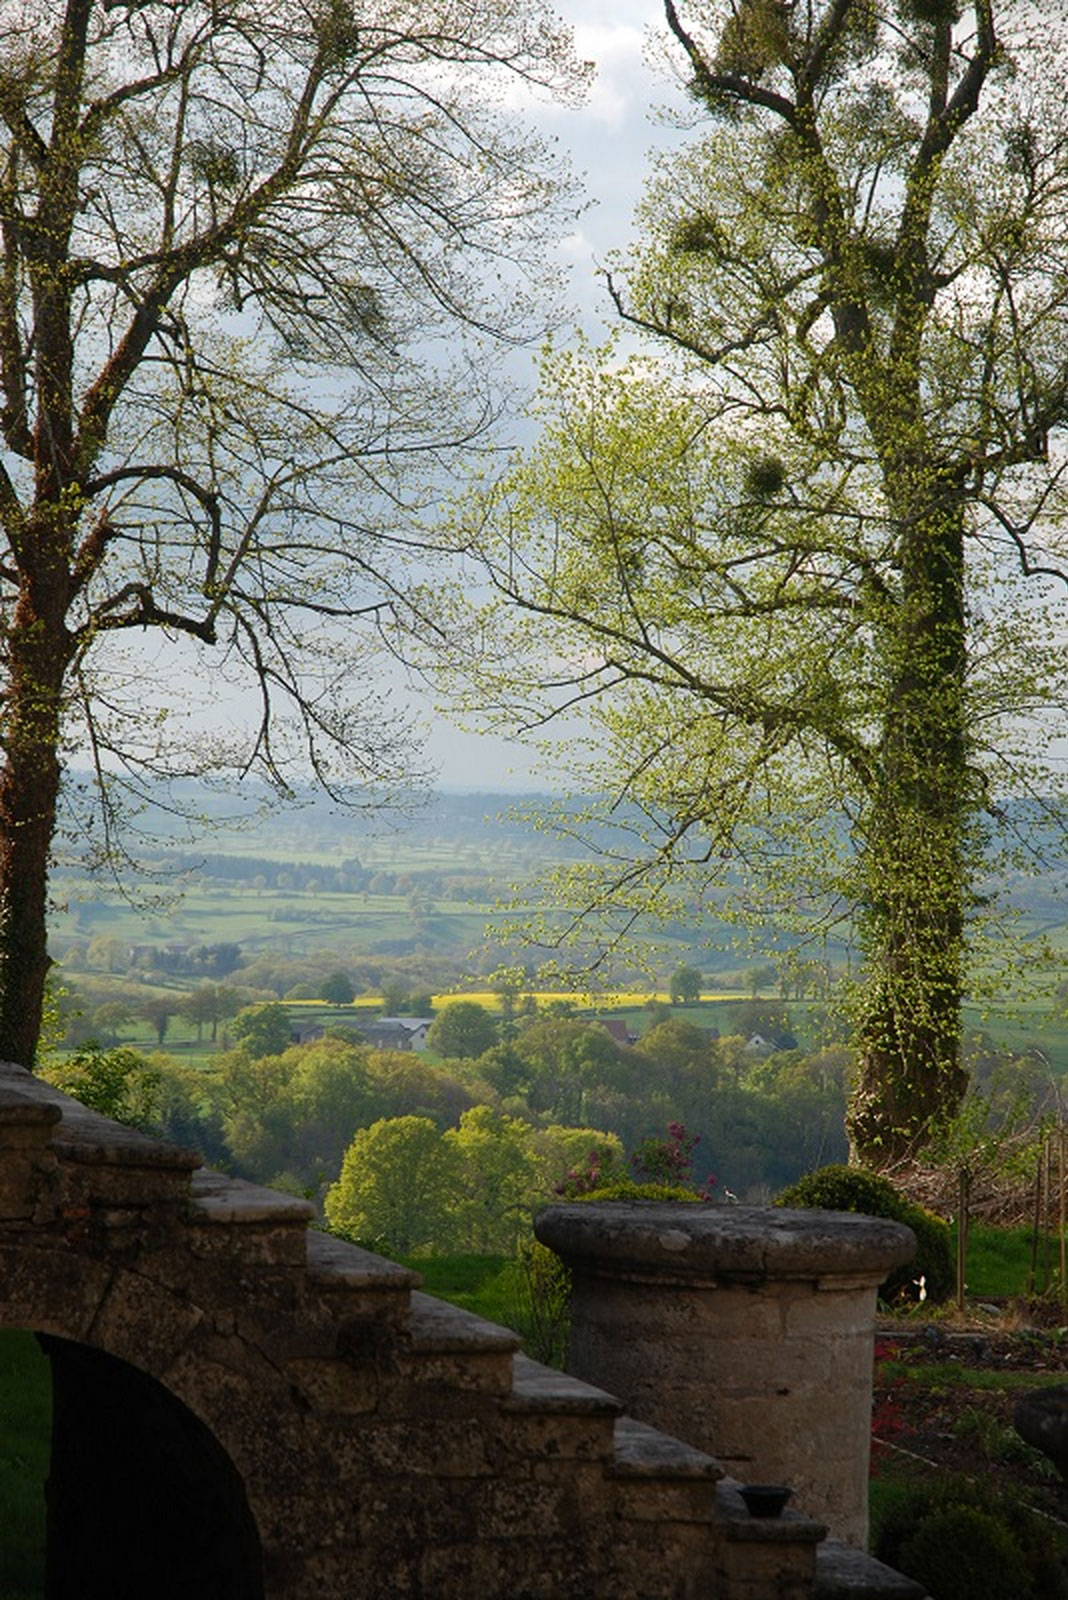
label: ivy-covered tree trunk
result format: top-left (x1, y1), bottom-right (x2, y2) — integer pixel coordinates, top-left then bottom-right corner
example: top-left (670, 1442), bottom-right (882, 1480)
top-left (850, 492), bottom-right (970, 1162)
top-left (0, 579), bottom-right (71, 1066)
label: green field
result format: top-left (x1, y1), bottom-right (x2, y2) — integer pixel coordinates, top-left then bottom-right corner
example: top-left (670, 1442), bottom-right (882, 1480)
top-left (37, 782), bottom-right (1068, 1089)
top-left (963, 1000), bottom-right (1068, 1075)
top-left (56, 884), bottom-right (506, 956)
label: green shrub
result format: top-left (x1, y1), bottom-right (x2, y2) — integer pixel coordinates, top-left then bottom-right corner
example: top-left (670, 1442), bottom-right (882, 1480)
top-left (897, 1504), bottom-right (1024, 1600)
top-left (500, 1240), bottom-right (571, 1368)
top-left (873, 1475), bottom-right (1068, 1600)
top-left (775, 1164), bottom-right (952, 1303)
top-left (578, 1180), bottom-right (704, 1204)
top-left (952, 1404), bottom-right (1056, 1471)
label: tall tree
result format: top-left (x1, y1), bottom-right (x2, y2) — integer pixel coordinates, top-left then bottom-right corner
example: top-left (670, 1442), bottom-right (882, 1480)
top-left (668, 964), bottom-right (703, 1005)
top-left (139, 995), bottom-right (175, 1048)
top-left (442, 1105), bottom-right (541, 1253)
top-left (319, 970), bottom-right (355, 1007)
top-left (427, 999), bottom-right (499, 1060)
top-left (0, 0), bottom-right (584, 1065)
top-left (324, 1115), bottom-right (460, 1254)
top-left (434, 0), bottom-right (1068, 1163)
top-left (231, 1001), bottom-right (293, 1060)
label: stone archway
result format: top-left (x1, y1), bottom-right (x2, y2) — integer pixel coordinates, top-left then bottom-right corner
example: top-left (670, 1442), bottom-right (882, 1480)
top-left (40, 1336), bottom-right (264, 1600)
top-left (5, 1062), bottom-right (899, 1600)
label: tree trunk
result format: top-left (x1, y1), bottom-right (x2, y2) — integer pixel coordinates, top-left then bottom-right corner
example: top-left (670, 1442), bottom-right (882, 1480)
top-left (0, 584), bottom-right (70, 1066)
top-left (848, 495), bottom-right (970, 1165)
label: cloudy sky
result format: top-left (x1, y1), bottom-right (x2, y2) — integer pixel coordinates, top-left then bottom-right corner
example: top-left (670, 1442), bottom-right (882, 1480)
top-left (536, 0), bottom-right (683, 320)
top-left (422, 0), bottom-right (683, 790)
top-left (82, 1), bottom-right (682, 802)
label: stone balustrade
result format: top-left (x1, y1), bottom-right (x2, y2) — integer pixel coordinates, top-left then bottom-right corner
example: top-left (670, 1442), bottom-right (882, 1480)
top-left (0, 1062), bottom-right (927, 1598)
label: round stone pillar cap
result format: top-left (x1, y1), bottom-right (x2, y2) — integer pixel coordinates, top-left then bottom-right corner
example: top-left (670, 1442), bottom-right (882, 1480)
top-left (535, 1203), bottom-right (916, 1286)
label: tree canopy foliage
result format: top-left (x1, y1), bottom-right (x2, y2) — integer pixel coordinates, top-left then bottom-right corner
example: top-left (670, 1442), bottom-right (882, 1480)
top-left (230, 1001), bottom-right (293, 1059)
top-left (54, 992), bottom-right (1059, 1230)
top-left (0, 0), bottom-right (585, 1065)
top-left (427, 1000), bottom-right (499, 1060)
top-left (319, 971), bottom-right (355, 1007)
top-left (44, 1040), bottom-right (161, 1128)
top-left (433, 0), bottom-right (1068, 1162)
top-left (325, 1114), bottom-right (456, 1254)
top-left (669, 964), bottom-right (703, 1004)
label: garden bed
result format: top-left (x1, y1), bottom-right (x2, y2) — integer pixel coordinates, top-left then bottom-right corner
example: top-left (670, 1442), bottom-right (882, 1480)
top-left (871, 1315), bottom-right (1068, 1555)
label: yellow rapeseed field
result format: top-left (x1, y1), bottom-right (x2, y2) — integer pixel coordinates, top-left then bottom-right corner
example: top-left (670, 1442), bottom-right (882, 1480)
top-left (286, 990), bottom-right (742, 1013)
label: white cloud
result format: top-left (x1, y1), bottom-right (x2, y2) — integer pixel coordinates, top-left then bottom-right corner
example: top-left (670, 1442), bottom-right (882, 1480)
top-left (527, 0), bottom-right (685, 303)
top-left (556, 226), bottom-right (596, 262)
top-left (572, 22), bottom-right (651, 129)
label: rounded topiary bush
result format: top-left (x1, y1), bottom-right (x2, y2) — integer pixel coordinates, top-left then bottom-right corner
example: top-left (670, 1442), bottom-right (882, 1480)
top-left (873, 1476), bottom-right (1068, 1600)
top-left (896, 1504), bottom-right (1024, 1600)
top-left (775, 1163), bottom-right (952, 1303)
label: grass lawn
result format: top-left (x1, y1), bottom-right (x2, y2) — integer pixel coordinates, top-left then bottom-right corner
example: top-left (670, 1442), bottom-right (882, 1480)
top-left (0, 1329), bottom-right (50, 1600)
top-left (958, 1223), bottom-right (1044, 1300)
top-left (401, 1254), bottom-right (515, 1322)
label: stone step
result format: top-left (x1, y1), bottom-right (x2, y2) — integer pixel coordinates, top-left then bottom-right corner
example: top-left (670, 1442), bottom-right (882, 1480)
top-left (611, 1414), bottom-right (723, 1480)
top-left (498, 1352), bottom-right (622, 1464)
top-left (608, 1423), bottom-right (729, 1599)
top-left (399, 1290), bottom-right (521, 1397)
top-left (0, 1063), bottom-right (200, 1213)
top-left (0, 1076), bottom-right (63, 1221)
top-left (0, 1075), bottom-right (62, 1138)
top-left (714, 1477), bottom-right (826, 1600)
top-left (304, 1228), bottom-right (419, 1329)
top-left (186, 1169), bottom-right (315, 1268)
top-left (814, 1542), bottom-right (930, 1599)
top-left (53, 1110), bottom-right (200, 1172)
top-left (508, 1351), bottom-right (623, 1416)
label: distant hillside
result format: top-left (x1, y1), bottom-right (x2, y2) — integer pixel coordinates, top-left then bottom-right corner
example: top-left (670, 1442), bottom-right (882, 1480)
top-left (47, 773), bottom-right (1068, 990)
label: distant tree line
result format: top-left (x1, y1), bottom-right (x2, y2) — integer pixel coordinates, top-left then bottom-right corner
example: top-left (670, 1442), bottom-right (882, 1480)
top-left (140, 943), bottom-right (243, 978)
top-left (63, 851), bottom-right (497, 900)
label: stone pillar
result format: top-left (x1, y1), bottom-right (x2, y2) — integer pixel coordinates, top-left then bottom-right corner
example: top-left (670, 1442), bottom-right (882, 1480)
top-left (0, 1082), bottom-right (60, 1218)
top-left (535, 1203), bottom-right (915, 1549)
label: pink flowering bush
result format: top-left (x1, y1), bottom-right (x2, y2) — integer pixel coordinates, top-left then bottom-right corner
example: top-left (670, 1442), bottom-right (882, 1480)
top-left (554, 1123), bottom-right (717, 1202)
top-left (630, 1122), bottom-right (717, 1199)
top-left (553, 1143), bottom-right (625, 1198)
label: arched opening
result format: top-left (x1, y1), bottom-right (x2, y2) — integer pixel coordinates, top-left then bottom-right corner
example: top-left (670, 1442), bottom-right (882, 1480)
top-left (42, 1336), bottom-right (264, 1600)
top-left (1, 1330), bottom-right (264, 1600)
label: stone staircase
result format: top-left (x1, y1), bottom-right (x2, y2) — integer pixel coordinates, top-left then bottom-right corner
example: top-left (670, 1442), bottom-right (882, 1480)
top-left (0, 1062), bottom-right (925, 1599)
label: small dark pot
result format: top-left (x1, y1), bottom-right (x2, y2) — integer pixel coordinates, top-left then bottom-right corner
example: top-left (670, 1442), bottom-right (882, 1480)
top-left (739, 1484), bottom-right (792, 1518)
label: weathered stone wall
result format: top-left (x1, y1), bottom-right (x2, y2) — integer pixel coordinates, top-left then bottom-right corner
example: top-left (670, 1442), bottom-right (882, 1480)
top-left (0, 1064), bottom-right (846, 1600)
